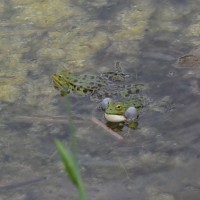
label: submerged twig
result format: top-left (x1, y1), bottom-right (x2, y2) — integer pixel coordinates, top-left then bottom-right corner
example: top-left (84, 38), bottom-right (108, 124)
top-left (12, 115), bottom-right (83, 124)
top-left (91, 117), bottom-right (124, 141)
top-left (0, 176), bottom-right (47, 191)
top-left (48, 150), bottom-right (58, 161)
top-left (117, 157), bottom-right (134, 183)
top-left (13, 115), bottom-right (124, 140)
top-left (0, 75), bottom-right (16, 78)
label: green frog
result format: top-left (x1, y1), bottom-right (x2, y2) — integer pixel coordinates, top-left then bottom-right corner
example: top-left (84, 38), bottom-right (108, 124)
top-left (52, 64), bottom-right (172, 128)
top-left (52, 63), bottom-right (146, 100)
top-left (52, 70), bottom-right (106, 96)
top-left (101, 97), bottom-right (143, 123)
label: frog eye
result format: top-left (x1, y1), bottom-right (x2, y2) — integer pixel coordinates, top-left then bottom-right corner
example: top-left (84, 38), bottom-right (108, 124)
top-left (58, 75), bottom-right (62, 79)
top-left (116, 104), bottom-right (122, 109)
top-left (101, 98), bottom-right (113, 110)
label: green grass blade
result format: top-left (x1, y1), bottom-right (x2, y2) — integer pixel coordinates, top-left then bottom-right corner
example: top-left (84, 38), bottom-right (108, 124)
top-left (55, 140), bottom-right (88, 200)
top-left (55, 140), bottom-right (79, 187)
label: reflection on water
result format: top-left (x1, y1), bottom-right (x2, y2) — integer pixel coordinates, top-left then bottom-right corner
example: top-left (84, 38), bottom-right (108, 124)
top-left (1, 0), bottom-right (200, 199)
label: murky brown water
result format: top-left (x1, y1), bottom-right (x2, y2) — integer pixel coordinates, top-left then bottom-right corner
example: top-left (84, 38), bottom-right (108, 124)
top-left (1, 0), bottom-right (200, 200)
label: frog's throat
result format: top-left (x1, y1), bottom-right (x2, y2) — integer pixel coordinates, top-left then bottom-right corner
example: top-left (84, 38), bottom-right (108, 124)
top-left (104, 113), bottom-right (126, 122)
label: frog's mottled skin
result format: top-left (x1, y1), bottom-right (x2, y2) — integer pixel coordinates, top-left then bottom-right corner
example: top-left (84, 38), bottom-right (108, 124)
top-left (52, 70), bottom-right (106, 96)
top-left (52, 65), bottom-right (146, 99)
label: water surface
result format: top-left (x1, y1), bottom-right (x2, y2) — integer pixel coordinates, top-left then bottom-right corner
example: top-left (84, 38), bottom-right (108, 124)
top-left (1, 0), bottom-right (200, 200)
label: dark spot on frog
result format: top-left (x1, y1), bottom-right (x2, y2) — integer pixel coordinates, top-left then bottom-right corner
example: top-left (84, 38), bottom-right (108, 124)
top-left (83, 89), bottom-right (88, 93)
top-left (54, 85), bottom-right (59, 89)
top-left (61, 91), bottom-right (65, 96)
top-left (89, 82), bottom-right (95, 86)
top-left (76, 86), bottom-right (80, 91)
top-left (127, 89), bottom-right (133, 94)
top-left (96, 79), bottom-right (103, 84)
top-left (82, 75), bottom-right (87, 80)
top-left (135, 89), bottom-right (140, 93)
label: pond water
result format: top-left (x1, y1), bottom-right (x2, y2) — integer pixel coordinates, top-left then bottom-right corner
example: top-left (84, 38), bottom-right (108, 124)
top-left (1, 0), bottom-right (200, 200)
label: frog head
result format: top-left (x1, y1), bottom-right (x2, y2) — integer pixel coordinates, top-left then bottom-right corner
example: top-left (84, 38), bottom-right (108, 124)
top-left (101, 98), bottom-right (138, 122)
top-left (52, 73), bottom-right (71, 96)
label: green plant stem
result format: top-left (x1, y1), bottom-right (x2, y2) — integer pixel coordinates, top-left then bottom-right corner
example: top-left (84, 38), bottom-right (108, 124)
top-left (55, 140), bottom-right (88, 200)
top-left (65, 97), bottom-right (77, 159)
top-left (55, 96), bottom-right (88, 200)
